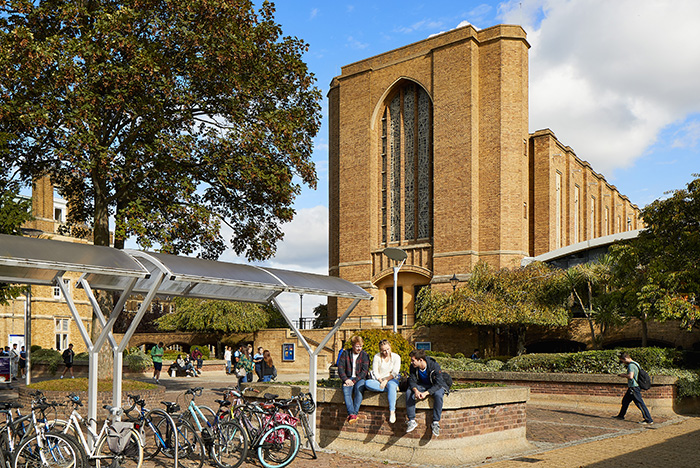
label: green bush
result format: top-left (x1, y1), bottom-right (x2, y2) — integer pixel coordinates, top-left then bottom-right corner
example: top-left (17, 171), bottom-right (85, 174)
top-left (30, 345), bottom-right (42, 353)
top-left (454, 352), bottom-right (465, 359)
top-left (124, 347), bottom-right (153, 372)
top-left (343, 330), bottom-right (412, 373)
top-left (31, 348), bottom-right (63, 374)
top-left (189, 346), bottom-right (211, 359)
top-left (486, 359), bottom-right (505, 371)
top-left (425, 350), bottom-right (451, 358)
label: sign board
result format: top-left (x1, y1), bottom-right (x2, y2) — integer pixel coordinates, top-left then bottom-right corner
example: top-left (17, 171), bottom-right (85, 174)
top-left (282, 343), bottom-right (295, 362)
top-left (415, 341), bottom-right (432, 351)
top-left (0, 357), bottom-right (10, 383)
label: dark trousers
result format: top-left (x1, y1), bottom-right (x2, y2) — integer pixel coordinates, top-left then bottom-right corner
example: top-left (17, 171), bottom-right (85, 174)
top-left (617, 386), bottom-right (653, 422)
top-left (406, 384), bottom-right (445, 422)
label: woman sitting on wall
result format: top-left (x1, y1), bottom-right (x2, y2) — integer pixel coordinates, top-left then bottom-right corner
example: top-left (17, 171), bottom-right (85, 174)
top-left (364, 339), bottom-right (402, 423)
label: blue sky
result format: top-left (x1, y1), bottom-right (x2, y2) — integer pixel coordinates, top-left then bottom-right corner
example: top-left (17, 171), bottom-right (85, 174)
top-left (229, 0), bottom-right (700, 317)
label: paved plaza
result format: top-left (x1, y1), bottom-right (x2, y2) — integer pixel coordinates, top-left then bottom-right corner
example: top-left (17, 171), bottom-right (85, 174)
top-left (6, 369), bottom-right (699, 467)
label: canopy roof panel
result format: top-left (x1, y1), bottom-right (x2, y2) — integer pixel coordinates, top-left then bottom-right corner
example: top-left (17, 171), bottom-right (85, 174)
top-left (82, 250), bottom-right (373, 303)
top-left (0, 234), bottom-right (149, 285)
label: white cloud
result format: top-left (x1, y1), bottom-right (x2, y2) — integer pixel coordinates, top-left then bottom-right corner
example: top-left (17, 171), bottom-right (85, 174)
top-left (672, 119), bottom-right (700, 149)
top-left (346, 35), bottom-right (369, 50)
top-left (309, 8), bottom-right (318, 20)
top-left (498, 0), bottom-right (700, 176)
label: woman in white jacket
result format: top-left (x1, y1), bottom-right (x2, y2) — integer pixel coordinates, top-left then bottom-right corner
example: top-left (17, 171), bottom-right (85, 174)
top-left (365, 339), bottom-right (402, 423)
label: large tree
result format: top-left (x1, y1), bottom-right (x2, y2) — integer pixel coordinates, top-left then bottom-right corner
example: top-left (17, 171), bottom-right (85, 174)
top-left (0, 177), bottom-right (33, 304)
top-left (416, 262), bottom-right (570, 354)
top-left (606, 175), bottom-right (700, 344)
top-left (0, 0), bottom-right (321, 260)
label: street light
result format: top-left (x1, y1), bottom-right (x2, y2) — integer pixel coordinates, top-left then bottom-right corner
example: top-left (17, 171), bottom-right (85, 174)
top-left (450, 273), bottom-right (459, 291)
top-left (382, 247), bottom-right (407, 333)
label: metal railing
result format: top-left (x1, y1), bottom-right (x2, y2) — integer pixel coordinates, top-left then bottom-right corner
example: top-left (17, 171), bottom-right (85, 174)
top-left (296, 314), bottom-right (412, 330)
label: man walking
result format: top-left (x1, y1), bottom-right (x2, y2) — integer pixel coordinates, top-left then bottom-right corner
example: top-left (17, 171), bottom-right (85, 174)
top-left (10, 344), bottom-right (19, 380)
top-left (614, 352), bottom-right (653, 425)
top-left (151, 342), bottom-right (164, 383)
top-left (60, 343), bottom-right (75, 379)
top-left (405, 349), bottom-right (449, 437)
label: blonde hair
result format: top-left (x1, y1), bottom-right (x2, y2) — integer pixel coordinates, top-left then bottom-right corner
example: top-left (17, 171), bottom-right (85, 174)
top-left (350, 335), bottom-right (364, 346)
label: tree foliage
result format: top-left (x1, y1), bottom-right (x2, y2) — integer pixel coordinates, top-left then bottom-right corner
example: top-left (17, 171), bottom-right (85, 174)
top-left (0, 178), bottom-right (33, 304)
top-left (155, 297), bottom-right (286, 333)
top-left (416, 262), bottom-right (570, 328)
top-left (607, 175), bottom-right (700, 341)
top-left (0, 0), bottom-right (322, 260)
top-left (312, 302), bottom-right (328, 329)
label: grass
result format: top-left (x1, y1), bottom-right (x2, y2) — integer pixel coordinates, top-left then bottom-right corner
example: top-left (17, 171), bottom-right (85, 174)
top-left (28, 378), bottom-right (157, 392)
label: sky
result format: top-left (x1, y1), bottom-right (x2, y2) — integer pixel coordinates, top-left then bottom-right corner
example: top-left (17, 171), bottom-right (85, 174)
top-left (224, 0), bottom-right (700, 318)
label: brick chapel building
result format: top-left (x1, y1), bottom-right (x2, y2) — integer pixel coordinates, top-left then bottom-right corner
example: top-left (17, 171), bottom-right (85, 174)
top-left (328, 24), bottom-right (640, 326)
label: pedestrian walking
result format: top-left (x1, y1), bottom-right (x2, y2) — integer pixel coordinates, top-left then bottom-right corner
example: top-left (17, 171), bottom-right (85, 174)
top-left (614, 352), bottom-right (653, 424)
top-left (18, 346), bottom-right (26, 378)
top-left (60, 343), bottom-right (75, 379)
top-left (151, 342), bottom-right (164, 383)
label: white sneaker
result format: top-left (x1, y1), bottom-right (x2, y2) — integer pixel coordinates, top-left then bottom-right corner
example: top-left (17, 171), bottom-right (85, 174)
top-left (406, 420), bottom-right (418, 433)
top-left (431, 422), bottom-right (440, 437)
top-left (71, 376), bottom-right (74, 379)
top-left (389, 412), bottom-right (396, 424)
top-left (60, 376), bottom-right (63, 379)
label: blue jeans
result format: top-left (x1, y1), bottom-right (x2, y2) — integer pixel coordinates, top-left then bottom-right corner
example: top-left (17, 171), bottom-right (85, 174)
top-left (406, 384), bottom-right (445, 422)
top-left (365, 378), bottom-right (399, 411)
top-left (342, 379), bottom-right (366, 416)
top-left (618, 386), bottom-right (653, 422)
top-left (262, 375), bottom-right (272, 382)
top-left (226, 360), bottom-right (231, 374)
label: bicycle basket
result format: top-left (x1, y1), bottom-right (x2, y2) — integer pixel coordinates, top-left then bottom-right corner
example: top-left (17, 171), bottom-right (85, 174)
top-left (300, 395), bottom-right (315, 414)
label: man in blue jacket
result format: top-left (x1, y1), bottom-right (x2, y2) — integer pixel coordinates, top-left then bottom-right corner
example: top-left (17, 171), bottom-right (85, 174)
top-left (337, 335), bottom-right (369, 423)
top-left (405, 349), bottom-right (449, 437)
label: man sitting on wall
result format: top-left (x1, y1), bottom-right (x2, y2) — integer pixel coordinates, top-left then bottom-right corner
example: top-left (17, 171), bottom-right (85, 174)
top-left (405, 349), bottom-right (449, 437)
top-left (337, 335), bottom-right (369, 424)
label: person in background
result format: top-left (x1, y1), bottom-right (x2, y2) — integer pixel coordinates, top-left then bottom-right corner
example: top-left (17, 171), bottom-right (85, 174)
top-left (151, 342), bottom-right (164, 383)
top-left (364, 339), bottom-right (401, 423)
top-left (191, 347), bottom-right (203, 372)
top-left (260, 349), bottom-right (276, 382)
top-left (60, 343), bottom-right (75, 379)
top-left (337, 335), bottom-right (370, 424)
top-left (10, 344), bottom-right (19, 380)
top-left (236, 347), bottom-right (254, 387)
top-left (18, 346), bottom-right (27, 378)
top-left (470, 349), bottom-right (481, 360)
top-left (253, 346), bottom-right (264, 381)
top-left (224, 346), bottom-right (232, 375)
top-left (614, 352), bottom-right (653, 425)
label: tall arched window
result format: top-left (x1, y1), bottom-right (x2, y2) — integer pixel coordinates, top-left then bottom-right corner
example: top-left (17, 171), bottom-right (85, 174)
top-left (380, 82), bottom-right (432, 244)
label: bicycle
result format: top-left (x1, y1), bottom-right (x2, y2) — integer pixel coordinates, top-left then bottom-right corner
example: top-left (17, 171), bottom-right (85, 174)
top-left (278, 393), bottom-right (317, 460)
top-left (219, 390), bottom-right (301, 468)
top-left (123, 393), bottom-right (203, 468)
top-left (52, 394), bottom-right (143, 468)
top-left (11, 399), bottom-right (80, 468)
top-left (164, 387), bottom-right (246, 468)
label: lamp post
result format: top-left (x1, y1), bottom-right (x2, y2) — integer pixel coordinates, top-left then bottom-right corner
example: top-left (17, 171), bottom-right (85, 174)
top-left (382, 247), bottom-right (407, 333)
top-left (450, 274), bottom-right (459, 291)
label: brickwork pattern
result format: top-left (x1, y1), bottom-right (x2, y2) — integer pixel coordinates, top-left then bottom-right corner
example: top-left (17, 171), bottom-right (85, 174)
top-left (316, 400), bottom-right (526, 440)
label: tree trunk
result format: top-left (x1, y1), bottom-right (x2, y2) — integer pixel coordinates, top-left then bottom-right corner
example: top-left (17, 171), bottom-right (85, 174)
top-left (640, 317), bottom-right (648, 347)
top-left (92, 290), bottom-right (115, 379)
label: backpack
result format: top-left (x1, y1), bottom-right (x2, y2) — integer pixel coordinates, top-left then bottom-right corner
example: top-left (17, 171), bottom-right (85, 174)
top-left (633, 362), bottom-right (652, 390)
top-left (441, 371), bottom-right (453, 393)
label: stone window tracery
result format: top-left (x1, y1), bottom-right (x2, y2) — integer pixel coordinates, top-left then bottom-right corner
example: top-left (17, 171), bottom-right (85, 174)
top-left (380, 82), bottom-right (432, 244)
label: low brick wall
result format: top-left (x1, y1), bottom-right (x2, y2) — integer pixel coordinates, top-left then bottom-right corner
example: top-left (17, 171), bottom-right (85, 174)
top-left (243, 383), bottom-right (532, 466)
top-left (452, 371), bottom-right (679, 416)
top-left (18, 384), bottom-right (166, 419)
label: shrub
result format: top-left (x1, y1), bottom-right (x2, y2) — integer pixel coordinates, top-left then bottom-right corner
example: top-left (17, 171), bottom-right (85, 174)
top-left (425, 350), bottom-right (451, 358)
top-left (454, 352), bottom-right (465, 359)
top-left (486, 359), bottom-right (505, 371)
top-left (343, 330), bottom-right (412, 373)
top-left (124, 347), bottom-right (153, 372)
top-left (31, 348), bottom-right (63, 374)
top-left (30, 345), bottom-right (42, 353)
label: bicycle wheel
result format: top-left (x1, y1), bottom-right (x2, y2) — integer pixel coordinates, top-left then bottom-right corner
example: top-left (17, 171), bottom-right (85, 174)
top-left (230, 406), bottom-right (263, 441)
top-left (93, 429), bottom-right (143, 468)
top-left (155, 417), bottom-right (204, 468)
top-left (210, 421), bottom-right (247, 468)
top-left (296, 412), bottom-right (317, 459)
top-left (256, 424), bottom-right (300, 468)
top-left (142, 409), bottom-right (170, 460)
top-left (13, 432), bottom-right (80, 468)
